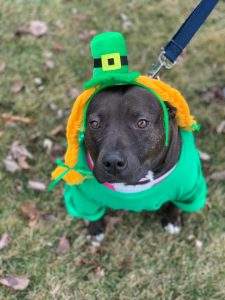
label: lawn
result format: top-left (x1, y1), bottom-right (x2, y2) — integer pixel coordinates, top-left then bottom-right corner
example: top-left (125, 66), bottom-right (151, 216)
top-left (0, 0), bottom-right (225, 299)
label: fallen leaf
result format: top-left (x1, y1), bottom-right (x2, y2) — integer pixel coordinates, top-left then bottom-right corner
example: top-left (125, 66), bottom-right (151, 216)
top-left (56, 236), bottom-right (70, 255)
top-left (44, 59), bottom-right (55, 70)
top-left (195, 239), bottom-right (203, 250)
top-left (11, 80), bottom-right (24, 94)
top-left (67, 87), bottom-right (80, 99)
top-left (94, 266), bottom-right (105, 279)
top-left (5, 141), bottom-right (33, 171)
top-left (41, 213), bottom-right (56, 222)
top-left (29, 20), bottom-right (48, 37)
top-left (52, 42), bottom-right (65, 52)
top-left (120, 13), bottom-right (133, 32)
top-left (56, 109), bottom-right (63, 119)
top-left (0, 233), bottom-right (11, 250)
top-left (34, 77), bottom-right (43, 86)
top-left (20, 202), bottom-right (40, 222)
top-left (15, 20), bottom-right (48, 38)
top-left (199, 150), bottom-right (211, 161)
top-left (50, 124), bottom-right (64, 136)
top-left (0, 276), bottom-right (29, 290)
top-left (10, 141), bottom-right (33, 160)
top-left (1, 113), bottom-right (32, 125)
top-left (78, 30), bottom-right (96, 42)
top-left (3, 156), bottom-right (20, 173)
top-left (17, 156), bottom-right (30, 170)
top-left (216, 120), bottom-right (225, 134)
top-left (0, 61), bottom-right (6, 73)
top-left (43, 138), bottom-right (53, 154)
top-left (209, 171), bottom-right (225, 181)
top-left (105, 216), bottom-right (123, 233)
top-left (28, 180), bottom-right (46, 191)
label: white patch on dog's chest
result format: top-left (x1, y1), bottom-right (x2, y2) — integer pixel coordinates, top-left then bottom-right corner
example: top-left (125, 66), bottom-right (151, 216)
top-left (111, 168), bottom-right (175, 193)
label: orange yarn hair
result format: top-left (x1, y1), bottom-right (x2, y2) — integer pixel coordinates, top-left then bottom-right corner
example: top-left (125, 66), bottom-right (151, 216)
top-left (51, 76), bottom-right (198, 185)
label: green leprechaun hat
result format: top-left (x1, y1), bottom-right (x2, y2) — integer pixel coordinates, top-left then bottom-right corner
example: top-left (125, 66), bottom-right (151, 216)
top-left (84, 31), bottom-right (140, 89)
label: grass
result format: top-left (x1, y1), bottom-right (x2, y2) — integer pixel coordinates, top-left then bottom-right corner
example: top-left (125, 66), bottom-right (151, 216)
top-left (0, 0), bottom-right (225, 299)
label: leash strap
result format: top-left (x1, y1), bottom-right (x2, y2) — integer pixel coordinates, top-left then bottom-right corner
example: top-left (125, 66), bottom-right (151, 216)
top-left (149, 0), bottom-right (219, 77)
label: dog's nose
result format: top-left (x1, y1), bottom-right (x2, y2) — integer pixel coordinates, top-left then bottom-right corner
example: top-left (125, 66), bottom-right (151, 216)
top-left (102, 152), bottom-right (127, 174)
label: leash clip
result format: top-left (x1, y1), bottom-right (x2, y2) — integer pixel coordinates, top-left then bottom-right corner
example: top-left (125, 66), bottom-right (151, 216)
top-left (148, 49), bottom-right (175, 78)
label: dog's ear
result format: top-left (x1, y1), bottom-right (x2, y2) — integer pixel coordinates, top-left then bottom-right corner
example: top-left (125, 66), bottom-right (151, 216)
top-left (165, 102), bottom-right (177, 118)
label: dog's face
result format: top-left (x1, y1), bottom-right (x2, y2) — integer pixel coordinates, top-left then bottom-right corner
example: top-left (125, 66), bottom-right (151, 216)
top-left (85, 85), bottom-right (169, 184)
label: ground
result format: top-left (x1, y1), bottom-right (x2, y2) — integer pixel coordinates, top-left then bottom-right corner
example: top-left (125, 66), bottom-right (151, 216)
top-left (0, 1), bottom-right (225, 299)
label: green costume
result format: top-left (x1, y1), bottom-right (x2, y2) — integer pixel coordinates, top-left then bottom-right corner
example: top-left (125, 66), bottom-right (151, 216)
top-left (50, 32), bottom-right (207, 221)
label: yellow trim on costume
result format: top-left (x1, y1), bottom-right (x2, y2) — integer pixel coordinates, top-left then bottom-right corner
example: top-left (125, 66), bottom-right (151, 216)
top-left (137, 76), bottom-right (197, 130)
top-left (51, 76), bottom-right (197, 185)
top-left (101, 53), bottom-right (121, 71)
top-left (51, 87), bottom-right (96, 185)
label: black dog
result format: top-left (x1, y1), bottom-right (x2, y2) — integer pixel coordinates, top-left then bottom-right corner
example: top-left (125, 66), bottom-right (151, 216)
top-left (85, 85), bottom-right (182, 240)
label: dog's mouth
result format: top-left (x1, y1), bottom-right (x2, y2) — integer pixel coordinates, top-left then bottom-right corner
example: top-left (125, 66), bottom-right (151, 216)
top-left (87, 152), bottom-right (153, 185)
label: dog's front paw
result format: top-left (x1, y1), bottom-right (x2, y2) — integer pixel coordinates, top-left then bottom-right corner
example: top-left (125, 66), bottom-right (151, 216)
top-left (164, 222), bottom-right (181, 235)
top-left (87, 233), bottom-right (105, 247)
top-left (86, 218), bottom-right (106, 246)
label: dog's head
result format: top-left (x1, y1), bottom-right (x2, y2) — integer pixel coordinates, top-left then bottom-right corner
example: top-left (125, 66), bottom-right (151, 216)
top-left (85, 85), bottom-right (177, 184)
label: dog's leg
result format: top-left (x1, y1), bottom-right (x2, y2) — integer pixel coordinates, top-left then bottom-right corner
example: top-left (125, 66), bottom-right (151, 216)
top-left (160, 202), bottom-right (183, 234)
top-left (86, 217), bottom-right (106, 246)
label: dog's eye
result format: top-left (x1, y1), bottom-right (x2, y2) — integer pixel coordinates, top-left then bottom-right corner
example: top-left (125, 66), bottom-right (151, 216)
top-left (89, 120), bottom-right (100, 129)
top-left (137, 119), bottom-right (149, 129)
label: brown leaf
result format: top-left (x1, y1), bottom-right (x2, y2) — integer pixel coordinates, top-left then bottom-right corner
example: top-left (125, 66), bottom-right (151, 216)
top-left (1, 113), bottom-right (32, 125)
top-left (50, 124), bottom-right (64, 136)
top-left (67, 87), bottom-right (80, 99)
top-left (216, 120), bottom-right (225, 134)
top-left (210, 171), bottom-right (225, 181)
top-left (20, 202), bottom-right (40, 222)
top-left (3, 156), bottom-right (20, 173)
top-left (199, 150), bottom-right (211, 161)
top-left (0, 61), bottom-right (6, 73)
top-left (29, 20), bottom-right (48, 37)
top-left (10, 141), bottom-right (33, 160)
top-left (3, 141), bottom-right (33, 172)
top-left (94, 266), bottom-right (105, 279)
top-left (105, 216), bottom-right (123, 233)
top-left (78, 30), bottom-right (97, 42)
top-left (17, 156), bottom-right (31, 170)
top-left (44, 59), bottom-right (55, 70)
top-left (56, 236), bottom-right (70, 255)
top-left (52, 42), bottom-right (65, 52)
top-left (11, 80), bottom-right (24, 94)
top-left (0, 233), bottom-right (11, 250)
top-left (15, 20), bottom-right (48, 38)
top-left (28, 180), bottom-right (46, 191)
top-left (0, 276), bottom-right (29, 290)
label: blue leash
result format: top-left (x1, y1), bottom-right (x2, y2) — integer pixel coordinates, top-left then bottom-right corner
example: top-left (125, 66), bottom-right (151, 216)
top-left (149, 0), bottom-right (219, 78)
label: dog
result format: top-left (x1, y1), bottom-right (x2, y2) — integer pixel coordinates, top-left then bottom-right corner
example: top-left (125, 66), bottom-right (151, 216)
top-left (85, 85), bottom-right (183, 241)
top-left (50, 32), bottom-right (207, 244)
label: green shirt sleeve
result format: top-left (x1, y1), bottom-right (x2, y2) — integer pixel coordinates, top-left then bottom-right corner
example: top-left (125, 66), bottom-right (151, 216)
top-left (173, 168), bottom-right (207, 213)
top-left (63, 184), bottom-right (106, 221)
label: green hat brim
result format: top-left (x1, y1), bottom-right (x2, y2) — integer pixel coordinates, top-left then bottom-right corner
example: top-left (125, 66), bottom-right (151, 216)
top-left (83, 71), bottom-right (140, 89)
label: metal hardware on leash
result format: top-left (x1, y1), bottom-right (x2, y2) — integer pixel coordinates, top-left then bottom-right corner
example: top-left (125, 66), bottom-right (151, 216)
top-left (148, 50), bottom-right (175, 78)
